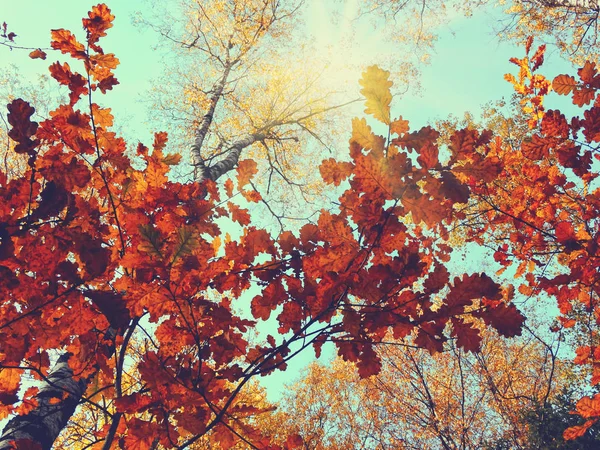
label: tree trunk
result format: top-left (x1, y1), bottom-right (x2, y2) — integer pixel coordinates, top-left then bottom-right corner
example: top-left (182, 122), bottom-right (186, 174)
top-left (536, 0), bottom-right (599, 8)
top-left (191, 62), bottom-right (232, 182)
top-left (0, 353), bottom-right (87, 450)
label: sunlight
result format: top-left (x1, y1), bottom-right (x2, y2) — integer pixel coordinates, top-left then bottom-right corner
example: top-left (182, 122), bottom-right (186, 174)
top-left (304, 0), bottom-right (369, 96)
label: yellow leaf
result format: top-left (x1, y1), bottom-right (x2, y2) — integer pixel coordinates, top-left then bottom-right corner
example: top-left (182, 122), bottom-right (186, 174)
top-left (91, 104), bottom-right (113, 128)
top-left (212, 236), bottom-right (221, 255)
top-left (359, 66), bottom-right (393, 125)
top-left (351, 118), bottom-right (385, 153)
top-left (504, 73), bottom-right (517, 85)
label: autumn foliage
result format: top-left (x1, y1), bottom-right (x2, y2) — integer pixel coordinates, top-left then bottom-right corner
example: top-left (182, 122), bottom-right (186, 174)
top-left (1, 3), bottom-right (600, 449)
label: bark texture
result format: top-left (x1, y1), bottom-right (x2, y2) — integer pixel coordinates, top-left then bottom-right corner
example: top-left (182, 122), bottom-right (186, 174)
top-left (190, 62), bottom-right (232, 182)
top-left (0, 354), bottom-right (87, 450)
top-left (535, 0), bottom-right (599, 7)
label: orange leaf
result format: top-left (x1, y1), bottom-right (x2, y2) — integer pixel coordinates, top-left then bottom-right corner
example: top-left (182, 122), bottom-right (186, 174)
top-left (579, 61), bottom-right (597, 83)
top-left (82, 4), bottom-right (115, 45)
top-left (224, 178), bottom-right (234, 197)
top-left (573, 87), bottom-right (595, 107)
top-left (153, 131), bottom-right (168, 151)
top-left (319, 158), bottom-right (354, 186)
top-left (0, 368), bottom-right (22, 399)
top-left (228, 202), bottom-right (251, 226)
top-left (237, 159), bottom-right (258, 190)
top-left (51, 28), bottom-right (86, 58)
top-left (576, 395), bottom-right (600, 418)
top-left (563, 419), bottom-right (596, 440)
top-left (28, 49), bottom-right (47, 60)
top-left (390, 116), bottom-right (409, 135)
top-left (241, 189), bottom-right (262, 203)
top-left (555, 222), bottom-right (576, 244)
top-left (552, 74), bottom-right (577, 95)
top-left (416, 141), bottom-right (439, 169)
top-left (91, 104), bottom-right (113, 128)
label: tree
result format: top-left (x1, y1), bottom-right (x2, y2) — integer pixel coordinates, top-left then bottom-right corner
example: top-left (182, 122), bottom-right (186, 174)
top-left (438, 39), bottom-right (600, 441)
top-left (138, 0), bottom-right (356, 225)
top-left (0, 4), bottom-right (525, 449)
top-left (361, 0), bottom-right (600, 64)
top-left (267, 327), bottom-right (567, 449)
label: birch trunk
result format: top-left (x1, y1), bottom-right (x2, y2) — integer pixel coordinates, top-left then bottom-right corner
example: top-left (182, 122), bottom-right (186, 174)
top-left (0, 353), bottom-right (87, 450)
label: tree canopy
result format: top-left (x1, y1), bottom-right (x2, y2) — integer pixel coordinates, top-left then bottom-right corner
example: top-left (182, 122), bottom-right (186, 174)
top-left (1, 1), bottom-right (600, 449)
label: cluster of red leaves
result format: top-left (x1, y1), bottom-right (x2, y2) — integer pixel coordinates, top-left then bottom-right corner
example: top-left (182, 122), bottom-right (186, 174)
top-left (3, 5), bottom-right (582, 449)
top-left (475, 43), bottom-right (600, 440)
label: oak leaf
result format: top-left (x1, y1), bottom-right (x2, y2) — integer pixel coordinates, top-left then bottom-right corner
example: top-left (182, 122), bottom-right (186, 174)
top-left (237, 159), bottom-right (258, 189)
top-left (28, 49), bottom-right (46, 60)
top-left (563, 420), bottom-right (596, 441)
top-left (390, 116), bottom-right (409, 135)
top-left (553, 74), bottom-right (577, 95)
top-left (359, 65), bottom-right (392, 124)
top-left (82, 4), bottom-right (115, 45)
top-left (7, 99), bottom-right (38, 155)
top-left (319, 158), bottom-right (354, 186)
top-left (171, 226), bottom-right (199, 263)
top-left (51, 28), bottom-right (86, 58)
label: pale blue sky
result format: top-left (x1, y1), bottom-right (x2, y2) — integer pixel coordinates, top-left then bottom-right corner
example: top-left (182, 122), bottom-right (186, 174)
top-left (2, 0), bottom-right (576, 137)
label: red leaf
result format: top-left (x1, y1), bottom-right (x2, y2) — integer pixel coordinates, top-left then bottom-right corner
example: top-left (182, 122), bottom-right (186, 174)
top-left (84, 289), bottom-right (131, 330)
top-left (423, 263), bottom-right (449, 294)
top-left (480, 303), bottom-right (525, 337)
top-left (7, 99), bottom-right (39, 155)
top-left (251, 281), bottom-right (287, 320)
top-left (522, 134), bottom-right (552, 160)
top-left (285, 434), bottom-right (304, 449)
top-left (417, 141), bottom-right (439, 169)
top-left (555, 222), bottom-right (576, 244)
top-left (393, 126), bottom-right (440, 152)
top-left (451, 318), bottom-right (482, 352)
top-left (153, 131), bottom-right (168, 151)
top-left (82, 4), bottom-right (115, 46)
top-left (446, 273), bottom-right (502, 311)
top-left (579, 61), bottom-right (597, 84)
top-left (49, 62), bottom-right (88, 106)
top-left (356, 344), bottom-right (382, 378)
top-left (531, 44), bottom-right (545, 71)
top-left (439, 171), bottom-right (470, 203)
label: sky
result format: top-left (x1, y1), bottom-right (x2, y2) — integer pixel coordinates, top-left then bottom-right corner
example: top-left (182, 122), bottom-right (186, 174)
top-left (1, 0), bottom-right (580, 401)
top-left (2, 0), bottom-right (576, 137)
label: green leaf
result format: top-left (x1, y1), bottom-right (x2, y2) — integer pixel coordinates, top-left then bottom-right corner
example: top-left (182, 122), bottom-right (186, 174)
top-left (171, 226), bottom-right (198, 263)
top-left (138, 224), bottom-right (163, 258)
